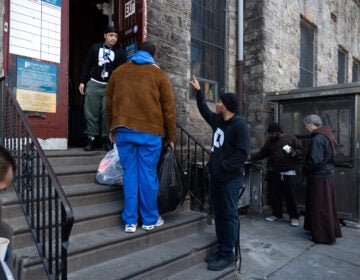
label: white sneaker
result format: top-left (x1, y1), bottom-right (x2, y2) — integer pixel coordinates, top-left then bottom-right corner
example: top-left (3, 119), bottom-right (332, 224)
top-left (125, 223), bottom-right (137, 233)
top-left (265, 215), bottom-right (280, 222)
top-left (290, 218), bottom-right (299, 227)
top-left (142, 216), bottom-right (164, 231)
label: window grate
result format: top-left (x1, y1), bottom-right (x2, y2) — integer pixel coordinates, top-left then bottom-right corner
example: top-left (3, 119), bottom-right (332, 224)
top-left (299, 21), bottom-right (315, 88)
top-left (191, 0), bottom-right (226, 101)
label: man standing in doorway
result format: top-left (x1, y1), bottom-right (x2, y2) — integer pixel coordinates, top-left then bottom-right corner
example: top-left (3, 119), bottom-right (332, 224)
top-left (190, 76), bottom-right (250, 271)
top-left (79, 25), bottom-right (127, 151)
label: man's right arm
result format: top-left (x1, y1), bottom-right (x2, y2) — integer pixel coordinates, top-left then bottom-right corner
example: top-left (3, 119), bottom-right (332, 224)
top-left (79, 43), bottom-right (98, 93)
top-left (249, 140), bottom-right (269, 161)
top-left (195, 90), bottom-right (216, 125)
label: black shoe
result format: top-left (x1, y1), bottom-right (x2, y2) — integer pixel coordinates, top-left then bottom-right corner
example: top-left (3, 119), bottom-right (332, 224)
top-left (207, 256), bottom-right (234, 271)
top-left (104, 138), bottom-right (113, 151)
top-left (84, 135), bottom-right (96, 151)
top-left (205, 252), bottom-right (220, 263)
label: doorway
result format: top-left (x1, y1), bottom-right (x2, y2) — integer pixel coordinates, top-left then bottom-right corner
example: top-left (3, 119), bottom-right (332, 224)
top-left (68, 0), bottom-right (111, 147)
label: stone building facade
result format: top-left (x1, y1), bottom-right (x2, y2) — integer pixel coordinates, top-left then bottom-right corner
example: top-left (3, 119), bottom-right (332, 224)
top-left (244, 0), bottom-right (360, 148)
top-left (0, 0), bottom-right (359, 151)
top-left (145, 0), bottom-right (360, 150)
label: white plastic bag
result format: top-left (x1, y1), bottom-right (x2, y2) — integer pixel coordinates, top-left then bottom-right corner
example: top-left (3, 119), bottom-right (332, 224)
top-left (96, 145), bottom-right (123, 185)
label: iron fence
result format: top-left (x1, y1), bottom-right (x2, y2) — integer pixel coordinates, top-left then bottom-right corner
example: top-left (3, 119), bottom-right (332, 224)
top-left (175, 123), bottom-right (211, 214)
top-left (1, 85), bottom-right (74, 280)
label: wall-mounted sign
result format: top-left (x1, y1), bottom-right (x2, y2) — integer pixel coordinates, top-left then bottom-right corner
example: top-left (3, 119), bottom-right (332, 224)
top-left (125, 42), bottom-right (137, 60)
top-left (125, 0), bottom-right (136, 18)
top-left (9, 0), bottom-right (61, 63)
top-left (16, 58), bottom-right (57, 113)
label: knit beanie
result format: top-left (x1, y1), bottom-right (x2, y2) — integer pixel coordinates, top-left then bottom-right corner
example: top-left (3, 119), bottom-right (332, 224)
top-left (303, 114), bottom-right (322, 126)
top-left (139, 41), bottom-right (156, 57)
top-left (267, 123), bottom-right (283, 133)
top-left (104, 25), bottom-right (117, 34)
top-left (219, 93), bottom-right (239, 113)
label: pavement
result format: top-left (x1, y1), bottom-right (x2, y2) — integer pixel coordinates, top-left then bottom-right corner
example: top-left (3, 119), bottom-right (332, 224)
top-left (236, 213), bottom-right (360, 280)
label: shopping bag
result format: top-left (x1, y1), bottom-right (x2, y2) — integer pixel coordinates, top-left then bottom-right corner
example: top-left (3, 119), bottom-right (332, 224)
top-left (96, 145), bottom-right (123, 185)
top-left (157, 146), bottom-right (189, 214)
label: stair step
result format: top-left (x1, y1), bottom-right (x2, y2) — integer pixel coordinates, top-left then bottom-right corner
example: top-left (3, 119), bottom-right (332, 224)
top-left (3, 200), bottom-right (124, 249)
top-left (45, 148), bottom-right (106, 159)
top-left (47, 154), bottom-right (105, 167)
top-left (11, 211), bottom-right (209, 276)
top-left (167, 262), bottom-right (237, 280)
top-left (68, 229), bottom-right (217, 280)
top-left (0, 183), bottom-right (122, 219)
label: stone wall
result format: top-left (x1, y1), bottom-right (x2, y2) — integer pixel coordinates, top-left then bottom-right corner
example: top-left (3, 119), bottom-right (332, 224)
top-left (146, 0), bottom-right (239, 148)
top-left (146, 0), bottom-right (191, 128)
top-left (0, 1), bottom-right (4, 77)
top-left (245, 0), bottom-right (360, 150)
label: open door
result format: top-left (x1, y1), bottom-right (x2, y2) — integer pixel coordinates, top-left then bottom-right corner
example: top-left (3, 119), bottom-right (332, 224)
top-left (68, 0), bottom-right (146, 147)
top-left (114, 0), bottom-right (146, 58)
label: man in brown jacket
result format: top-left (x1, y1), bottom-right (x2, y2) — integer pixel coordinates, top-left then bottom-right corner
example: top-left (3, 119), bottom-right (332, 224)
top-left (106, 41), bottom-right (176, 233)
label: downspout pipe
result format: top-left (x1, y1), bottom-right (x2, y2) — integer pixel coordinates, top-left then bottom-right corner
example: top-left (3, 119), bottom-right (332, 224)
top-left (237, 0), bottom-right (244, 114)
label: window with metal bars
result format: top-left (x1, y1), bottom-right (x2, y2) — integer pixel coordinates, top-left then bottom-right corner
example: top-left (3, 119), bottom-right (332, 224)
top-left (338, 49), bottom-right (347, 84)
top-left (191, 0), bottom-right (225, 102)
top-left (299, 21), bottom-right (315, 88)
top-left (352, 59), bottom-right (360, 82)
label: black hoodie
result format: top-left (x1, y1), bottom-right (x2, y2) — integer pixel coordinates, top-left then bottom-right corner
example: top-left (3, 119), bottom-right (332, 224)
top-left (196, 90), bottom-right (250, 182)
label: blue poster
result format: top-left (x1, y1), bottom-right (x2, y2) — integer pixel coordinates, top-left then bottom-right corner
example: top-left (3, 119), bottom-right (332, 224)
top-left (16, 57), bottom-right (58, 113)
top-left (42, 0), bottom-right (61, 7)
top-left (17, 58), bottom-right (57, 93)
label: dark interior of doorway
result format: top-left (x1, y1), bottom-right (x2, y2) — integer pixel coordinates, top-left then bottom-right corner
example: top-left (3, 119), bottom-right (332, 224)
top-left (68, 0), bottom-right (110, 147)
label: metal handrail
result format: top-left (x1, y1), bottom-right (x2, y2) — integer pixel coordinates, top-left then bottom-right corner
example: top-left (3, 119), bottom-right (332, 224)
top-left (175, 123), bottom-right (211, 215)
top-left (1, 85), bottom-right (74, 280)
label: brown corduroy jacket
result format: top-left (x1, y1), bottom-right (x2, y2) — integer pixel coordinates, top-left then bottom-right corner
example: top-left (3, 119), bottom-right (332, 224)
top-left (105, 62), bottom-right (176, 142)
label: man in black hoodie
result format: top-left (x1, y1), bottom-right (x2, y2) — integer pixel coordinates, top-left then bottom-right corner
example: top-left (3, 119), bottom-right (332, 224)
top-left (79, 25), bottom-right (127, 151)
top-left (190, 76), bottom-right (250, 271)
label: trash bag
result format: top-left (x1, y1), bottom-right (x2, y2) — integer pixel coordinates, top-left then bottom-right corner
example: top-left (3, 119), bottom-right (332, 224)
top-left (96, 145), bottom-right (123, 185)
top-left (157, 146), bottom-right (189, 214)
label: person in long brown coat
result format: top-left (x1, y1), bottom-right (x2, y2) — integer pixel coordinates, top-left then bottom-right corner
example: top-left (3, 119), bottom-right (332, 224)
top-left (303, 114), bottom-right (342, 244)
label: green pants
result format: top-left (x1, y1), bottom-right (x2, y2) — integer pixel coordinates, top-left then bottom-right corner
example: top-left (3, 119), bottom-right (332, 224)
top-left (84, 79), bottom-right (108, 137)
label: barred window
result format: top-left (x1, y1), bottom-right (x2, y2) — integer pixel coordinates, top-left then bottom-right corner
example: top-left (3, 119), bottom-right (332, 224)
top-left (352, 59), bottom-right (360, 82)
top-left (338, 48), bottom-right (347, 84)
top-left (299, 21), bottom-right (315, 88)
top-left (191, 0), bottom-right (225, 102)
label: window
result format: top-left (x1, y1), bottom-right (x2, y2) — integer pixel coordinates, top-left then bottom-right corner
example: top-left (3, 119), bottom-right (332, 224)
top-left (191, 0), bottom-right (225, 101)
top-left (279, 98), bottom-right (354, 167)
top-left (299, 21), bottom-right (315, 88)
top-left (352, 59), bottom-right (360, 82)
top-left (338, 48), bottom-right (347, 84)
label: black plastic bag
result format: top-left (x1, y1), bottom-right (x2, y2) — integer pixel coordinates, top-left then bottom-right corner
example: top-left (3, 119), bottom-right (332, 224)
top-left (157, 146), bottom-right (189, 214)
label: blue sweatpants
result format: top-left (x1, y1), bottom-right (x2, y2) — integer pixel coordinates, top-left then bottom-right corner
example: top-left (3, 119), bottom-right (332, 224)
top-left (210, 174), bottom-right (244, 260)
top-left (115, 127), bottom-right (162, 226)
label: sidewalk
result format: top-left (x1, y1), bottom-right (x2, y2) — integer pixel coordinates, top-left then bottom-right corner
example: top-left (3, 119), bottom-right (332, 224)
top-left (237, 214), bottom-right (360, 280)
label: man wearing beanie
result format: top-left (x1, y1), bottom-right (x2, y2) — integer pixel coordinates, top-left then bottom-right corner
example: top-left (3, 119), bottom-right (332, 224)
top-left (249, 122), bottom-right (303, 226)
top-left (190, 76), bottom-right (250, 271)
top-left (106, 41), bottom-right (176, 234)
top-left (79, 25), bottom-right (127, 151)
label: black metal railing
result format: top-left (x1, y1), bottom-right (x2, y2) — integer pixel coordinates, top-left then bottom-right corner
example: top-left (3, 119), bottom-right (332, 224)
top-left (1, 86), bottom-right (74, 280)
top-left (176, 123), bottom-right (211, 214)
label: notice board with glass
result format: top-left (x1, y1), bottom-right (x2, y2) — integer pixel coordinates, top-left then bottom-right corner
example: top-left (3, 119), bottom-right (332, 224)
top-left (267, 83), bottom-right (360, 227)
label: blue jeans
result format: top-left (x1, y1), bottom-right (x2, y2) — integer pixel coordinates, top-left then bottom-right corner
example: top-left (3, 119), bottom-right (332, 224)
top-left (210, 174), bottom-right (244, 259)
top-left (115, 127), bottom-right (162, 226)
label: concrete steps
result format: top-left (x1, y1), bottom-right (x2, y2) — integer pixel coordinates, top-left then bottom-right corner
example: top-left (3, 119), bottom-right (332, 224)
top-left (0, 148), bottom-right (235, 279)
